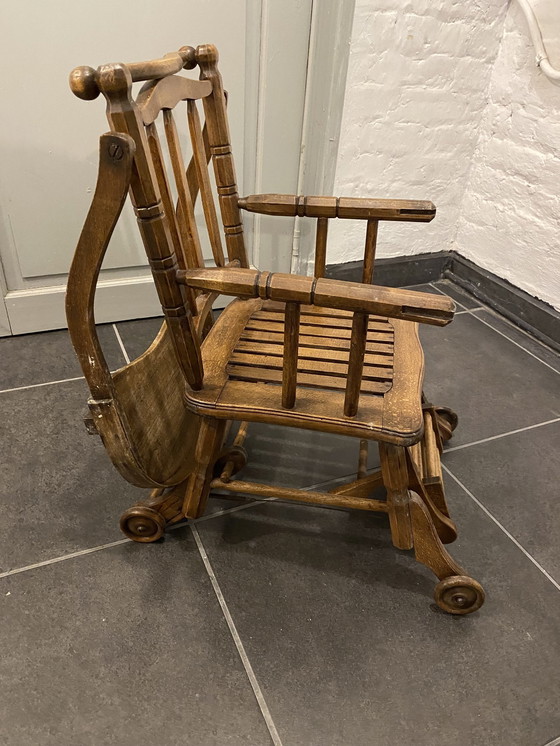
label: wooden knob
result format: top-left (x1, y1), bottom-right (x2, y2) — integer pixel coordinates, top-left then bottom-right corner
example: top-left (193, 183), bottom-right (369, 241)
top-left (179, 46), bottom-right (197, 70)
top-left (69, 65), bottom-right (99, 100)
top-left (195, 44), bottom-right (219, 66)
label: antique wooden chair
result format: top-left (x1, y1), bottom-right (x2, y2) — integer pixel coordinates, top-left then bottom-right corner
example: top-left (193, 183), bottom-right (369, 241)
top-left (67, 44), bottom-right (485, 614)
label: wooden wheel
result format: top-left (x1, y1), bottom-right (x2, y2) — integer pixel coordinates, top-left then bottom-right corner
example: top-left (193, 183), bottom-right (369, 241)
top-left (434, 406), bottom-right (458, 443)
top-left (213, 444), bottom-right (248, 479)
top-left (120, 506), bottom-right (165, 542)
top-left (434, 575), bottom-right (485, 615)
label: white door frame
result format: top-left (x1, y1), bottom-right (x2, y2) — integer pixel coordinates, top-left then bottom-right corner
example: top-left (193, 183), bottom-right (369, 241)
top-left (244, 0), bottom-right (355, 276)
top-left (291, 0), bottom-right (356, 276)
top-left (0, 270), bottom-right (10, 336)
top-left (0, 0), bottom-right (355, 335)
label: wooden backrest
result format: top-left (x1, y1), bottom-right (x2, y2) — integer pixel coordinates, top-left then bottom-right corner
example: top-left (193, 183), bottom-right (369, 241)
top-left (70, 44), bottom-right (247, 391)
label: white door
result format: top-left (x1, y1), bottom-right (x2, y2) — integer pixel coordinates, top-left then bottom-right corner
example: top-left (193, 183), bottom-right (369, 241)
top-left (0, 0), bottom-right (353, 335)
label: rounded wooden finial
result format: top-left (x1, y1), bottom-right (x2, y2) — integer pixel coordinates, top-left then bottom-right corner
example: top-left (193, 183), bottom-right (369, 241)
top-left (69, 65), bottom-right (99, 100)
top-left (179, 45), bottom-right (197, 70)
top-left (96, 63), bottom-right (132, 95)
top-left (195, 44), bottom-right (219, 65)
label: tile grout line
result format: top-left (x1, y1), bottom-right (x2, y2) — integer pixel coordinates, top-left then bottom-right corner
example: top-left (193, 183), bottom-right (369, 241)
top-left (428, 281), bottom-right (468, 311)
top-left (0, 323), bottom-right (133, 397)
top-left (191, 525), bottom-right (283, 746)
top-left (442, 464), bottom-right (560, 593)
top-left (0, 502), bottom-right (268, 581)
top-left (473, 303), bottom-right (560, 353)
top-left (469, 311), bottom-right (560, 375)
top-left (0, 538), bottom-right (130, 580)
top-left (444, 417), bottom-right (560, 453)
top-left (112, 323), bottom-right (131, 365)
top-left (0, 375), bottom-right (84, 395)
top-left (429, 281), bottom-right (560, 375)
top-left (4, 410), bottom-right (560, 581)
top-left (0, 472), bottom-right (355, 582)
top-left (113, 313), bottom-right (277, 746)
top-left (2, 291), bottom-right (554, 397)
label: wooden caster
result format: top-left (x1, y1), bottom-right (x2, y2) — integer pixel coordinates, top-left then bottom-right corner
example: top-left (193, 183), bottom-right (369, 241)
top-left (214, 444), bottom-right (248, 480)
top-left (434, 575), bottom-right (485, 615)
top-left (434, 406), bottom-right (458, 443)
top-left (213, 421), bottom-right (250, 482)
top-left (120, 506), bottom-right (165, 542)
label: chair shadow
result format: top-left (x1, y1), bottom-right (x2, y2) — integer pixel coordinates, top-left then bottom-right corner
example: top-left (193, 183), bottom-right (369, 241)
top-left (188, 499), bottom-right (435, 600)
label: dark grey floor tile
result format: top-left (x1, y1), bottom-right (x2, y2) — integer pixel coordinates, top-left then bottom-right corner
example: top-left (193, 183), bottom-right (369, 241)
top-left (230, 421), bottom-right (380, 489)
top-left (402, 282), bottom-right (442, 295)
top-left (116, 317), bottom-right (164, 360)
top-left (445, 420), bottom-right (560, 580)
top-left (0, 537), bottom-right (271, 746)
top-left (197, 479), bottom-right (560, 746)
top-left (205, 494), bottom-right (256, 514)
top-left (0, 380), bottom-right (148, 571)
top-left (472, 309), bottom-right (560, 373)
top-left (421, 313), bottom-right (560, 446)
top-left (433, 279), bottom-right (481, 309)
top-left (0, 325), bottom-right (125, 391)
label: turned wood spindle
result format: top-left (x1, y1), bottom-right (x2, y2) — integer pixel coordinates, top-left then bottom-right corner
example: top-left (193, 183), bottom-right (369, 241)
top-left (282, 302), bottom-right (300, 409)
top-left (344, 311), bottom-right (369, 417)
top-left (314, 217), bottom-right (329, 278)
top-left (162, 109), bottom-right (205, 271)
top-left (187, 99), bottom-right (226, 267)
top-left (344, 218), bottom-right (380, 416)
top-left (362, 218), bottom-right (378, 284)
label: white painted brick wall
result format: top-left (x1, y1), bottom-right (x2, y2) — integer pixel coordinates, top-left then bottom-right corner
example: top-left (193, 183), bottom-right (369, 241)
top-left (330, 0), bottom-right (506, 266)
top-left (456, 2), bottom-right (560, 311)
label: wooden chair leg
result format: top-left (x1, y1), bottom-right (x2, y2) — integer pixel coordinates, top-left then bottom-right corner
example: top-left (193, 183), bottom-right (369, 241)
top-left (182, 417), bottom-right (228, 519)
top-left (405, 448), bottom-right (457, 545)
top-left (379, 442), bottom-right (413, 550)
top-left (409, 492), bottom-right (485, 614)
top-left (380, 439), bottom-right (484, 614)
top-left (119, 417), bottom-right (232, 541)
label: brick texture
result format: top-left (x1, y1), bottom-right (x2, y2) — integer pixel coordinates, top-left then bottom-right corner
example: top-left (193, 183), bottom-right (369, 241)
top-left (456, 3), bottom-right (560, 311)
top-left (330, 0), bottom-right (506, 268)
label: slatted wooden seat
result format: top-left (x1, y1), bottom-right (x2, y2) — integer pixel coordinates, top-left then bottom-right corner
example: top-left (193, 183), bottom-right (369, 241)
top-left (66, 43), bottom-right (485, 615)
top-left (184, 299), bottom-right (426, 444)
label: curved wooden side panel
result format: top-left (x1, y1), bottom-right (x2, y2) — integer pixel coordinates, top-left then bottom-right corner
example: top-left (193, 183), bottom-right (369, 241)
top-left (111, 325), bottom-right (201, 487)
top-left (66, 132), bottom-right (201, 489)
top-left (66, 132), bottom-right (135, 401)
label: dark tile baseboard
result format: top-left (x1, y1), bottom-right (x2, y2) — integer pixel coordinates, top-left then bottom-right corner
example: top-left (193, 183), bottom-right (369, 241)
top-left (326, 251), bottom-right (449, 288)
top-left (326, 251), bottom-right (560, 353)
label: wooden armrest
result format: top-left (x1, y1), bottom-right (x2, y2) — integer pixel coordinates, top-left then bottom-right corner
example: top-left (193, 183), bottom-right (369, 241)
top-left (176, 267), bottom-right (455, 326)
top-left (238, 194), bottom-right (436, 222)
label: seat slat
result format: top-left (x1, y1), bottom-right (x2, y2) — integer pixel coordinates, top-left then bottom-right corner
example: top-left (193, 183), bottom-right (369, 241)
top-left (261, 299), bottom-right (388, 323)
top-left (233, 340), bottom-right (393, 367)
top-left (229, 351), bottom-right (393, 381)
top-left (244, 319), bottom-right (394, 341)
top-left (227, 364), bottom-right (391, 394)
top-left (238, 328), bottom-right (394, 353)
top-left (251, 309), bottom-right (391, 331)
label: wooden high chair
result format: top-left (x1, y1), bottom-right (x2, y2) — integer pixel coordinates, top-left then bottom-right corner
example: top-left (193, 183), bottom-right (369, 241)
top-left (67, 44), bottom-right (485, 614)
